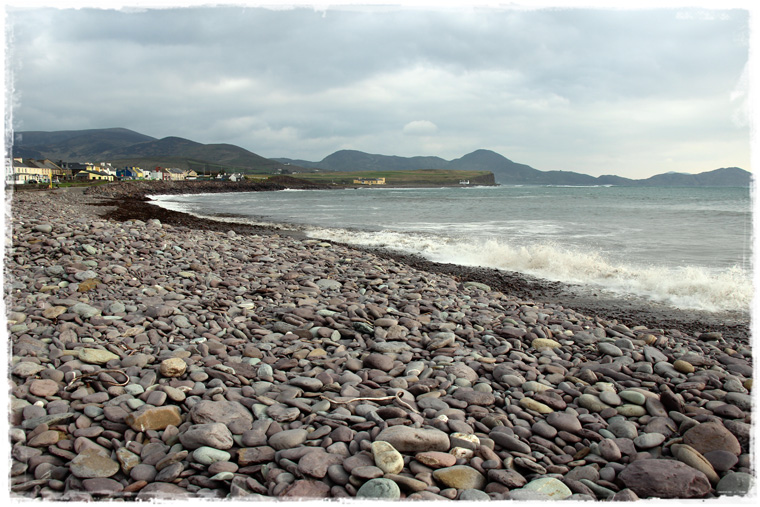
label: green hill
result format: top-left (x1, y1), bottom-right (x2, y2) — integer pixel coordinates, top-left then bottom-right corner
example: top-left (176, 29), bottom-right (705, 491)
top-left (12, 127), bottom-right (750, 186)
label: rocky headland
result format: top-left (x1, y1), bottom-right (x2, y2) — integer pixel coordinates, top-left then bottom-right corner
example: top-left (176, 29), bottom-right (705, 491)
top-left (5, 181), bottom-right (754, 501)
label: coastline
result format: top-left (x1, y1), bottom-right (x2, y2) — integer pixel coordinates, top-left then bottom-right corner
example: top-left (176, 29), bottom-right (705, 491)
top-left (88, 181), bottom-right (751, 342)
top-left (6, 181), bottom-right (754, 501)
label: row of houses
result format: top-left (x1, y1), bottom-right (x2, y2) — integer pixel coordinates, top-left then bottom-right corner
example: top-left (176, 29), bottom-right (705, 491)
top-left (353, 177), bottom-right (386, 185)
top-left (6, 158), bottom-right (245, 185)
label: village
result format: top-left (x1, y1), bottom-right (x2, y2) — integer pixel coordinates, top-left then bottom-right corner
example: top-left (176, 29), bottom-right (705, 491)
top-left (6, 158), bottom-right (246, 186)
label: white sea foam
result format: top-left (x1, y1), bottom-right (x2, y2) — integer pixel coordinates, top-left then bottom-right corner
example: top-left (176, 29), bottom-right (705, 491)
top-left (307, 228), bottom-right (752, 313)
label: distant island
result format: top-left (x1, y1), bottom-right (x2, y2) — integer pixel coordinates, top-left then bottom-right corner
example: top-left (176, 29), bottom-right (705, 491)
top-left (12, 127), bottom-right (751, 187)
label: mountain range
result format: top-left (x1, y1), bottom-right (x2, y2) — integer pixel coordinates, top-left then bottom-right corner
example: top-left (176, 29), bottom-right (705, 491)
top-left (11, 127), bottom-right (751, 187)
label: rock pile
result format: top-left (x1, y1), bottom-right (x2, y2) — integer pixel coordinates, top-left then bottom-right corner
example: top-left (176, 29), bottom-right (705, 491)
top-left (6, 188), bottom-right (754, 501)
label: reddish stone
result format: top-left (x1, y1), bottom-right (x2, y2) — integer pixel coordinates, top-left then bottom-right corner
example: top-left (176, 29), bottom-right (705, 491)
top-left (125, 406), bottom-right (182, 432)
top-left (618, 459), bottom-right (711, 499)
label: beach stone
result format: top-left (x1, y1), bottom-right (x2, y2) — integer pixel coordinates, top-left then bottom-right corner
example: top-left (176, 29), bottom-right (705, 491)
top-left (69, 449), bottom-right (120, 479)
top-left (29, 379), bottom-right (60, 397)
top-left (608, 419), bottom-right (638, 439)
top-left (673, 359), bottom-right (695, 374)
top-left (532, 420), bottom-right (558, 439)
top-left (463, 281), bottom-right (490, 291)
top-left (159, 358), bottom-right (187, 377)
top-left (619, 390), bottom-right (647, 405)
top-left (189, 400), bottom-right (253, 434)
top-left (618, 459), bottom-right (711, 499)
top-left (532, 338), bottom-right (561, 349)
top-left (490, 431), bottom-right (531, 454)
top-left (82, 477), bottom-right (124, 495)
top-left (289, 376), bottom-right (323, 391)
top-left (578, 394), bottom-right (609, 413)
top-left (703, 450), bottom-right (739, 472)
top-left (671, 444), bottom-right (720, 485)
top-left (445, 363), bottom-right (479, 384)
top-left (375, 426), bottom-right (450, 452)
top-left (598, 439), bottom-right (622, 461)
top-left (280, 479), bottom-right (331, 498)
top-left (518, 477), bottom-right (573, 500)
top-left (115, 447), bottom-right (140, 475)
top-left (616, 404), bottom-right (647, 417)
top-left (179, 423), bottom-right (234, 450)
top-left (519, 397), bottom-right (553, 414)
top-left (12, 362), bottom-right (46, 379)
top-left (415, 451), bottom-right (457, 469)
top-left (298, 449), bottom-right (345, 478)
top-left (522, 381), bottom-right (552, 393)
top-left (599, 390), bottom-right (621, 406)
top-left (356, 478), bottom-right (401, 500)
top-left (683, 422), bottom-right (741, 456)
top-left (453, 388), bottom-right (495, 405)
top-left (432, 465), bottom-right (486, 490)
top-left (316, 279), bottom-right (342, 291)
top-left (269, 428), bottom-right (309, 450)
top-left (716, 472), bottom-right (754, 496)
top-left (363, 353), bottom-right (394, 371)
top-left (546, 411), bottom-right (582, 433)
top-left (125, 406), bottom-right (182, 432)
top-left (372, 342), bottom-right (412, 353)
top-left (371, 441), bottom-right (404, 474)
top-left (42, 306), bottom-right (68, 319)
top-left (78, 348), bottom-right (119, 365)
top-left (724, 392), bottom-right (752, 412)
top-left (598, 342), bottom-right (623, 357)
top-left (428, 331), bottom-right (456, 350)
top-left (70, 303), bottom-right (101, 319)
top-left (136, 483), bottom-right (190, 501)
top-left (723, 420), bottom-right (751, 449)
top-left (192, 447), bottom-right (231, 466)
top-left (487, 468), bottom-right (527, 488)
top-left (28, 430), bottom-right (61, 447)
top-left (633, 432), bottom-right (666, 449)
top-left (352, 465), bottom-right (384, 480)
top-left (713, 403), bottom-right (745, 419)
top-left (237, 446), bottom-right (275, 466)
top-left (459, 489), bottom-right (491, 501)
top-left (450, 432), bottom-right (479, 450)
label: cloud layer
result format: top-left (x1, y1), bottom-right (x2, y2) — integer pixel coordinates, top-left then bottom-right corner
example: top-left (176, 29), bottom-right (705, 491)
top-left (5, 3), bottom-right (752, 177)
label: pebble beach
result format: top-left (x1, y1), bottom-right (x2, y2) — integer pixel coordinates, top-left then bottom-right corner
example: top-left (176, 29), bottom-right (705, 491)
top-left (5, 181), bottom-right (755, 501)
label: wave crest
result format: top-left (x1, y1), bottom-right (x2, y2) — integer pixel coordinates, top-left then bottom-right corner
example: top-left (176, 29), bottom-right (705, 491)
top-left (309, 228), bottom-right (752, 313)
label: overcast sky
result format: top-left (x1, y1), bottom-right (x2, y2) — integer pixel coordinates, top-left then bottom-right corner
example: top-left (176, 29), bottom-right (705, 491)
top-left (3, 1), bottom-right (754, 178)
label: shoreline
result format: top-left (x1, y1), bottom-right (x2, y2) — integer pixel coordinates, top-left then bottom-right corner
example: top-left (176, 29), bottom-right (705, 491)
top-left (88, 181), bottom-right (750, 343)
top-left (6, 182), bottom-right (754, 501)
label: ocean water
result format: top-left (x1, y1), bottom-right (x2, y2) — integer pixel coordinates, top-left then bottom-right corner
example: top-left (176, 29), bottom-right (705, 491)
top-left (150, 185), bottom-right (753, 314)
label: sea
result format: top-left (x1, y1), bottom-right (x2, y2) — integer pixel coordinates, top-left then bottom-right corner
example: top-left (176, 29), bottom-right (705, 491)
top-left (149, 185), bottom-right (754, 316)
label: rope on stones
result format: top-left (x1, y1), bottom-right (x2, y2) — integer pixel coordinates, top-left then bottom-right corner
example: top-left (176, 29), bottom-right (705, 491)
top-left (320, 390), bottom-right (419, 414)
top-left (65, 368), bottom-right (131, 390)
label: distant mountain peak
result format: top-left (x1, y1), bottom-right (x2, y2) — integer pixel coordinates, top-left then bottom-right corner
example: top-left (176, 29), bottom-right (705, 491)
top-left (12, 127), bottom-right (748, 186)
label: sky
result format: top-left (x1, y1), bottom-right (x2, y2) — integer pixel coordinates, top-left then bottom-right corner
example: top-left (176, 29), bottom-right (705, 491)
top-left (2, 0), bottom-right (755, 179)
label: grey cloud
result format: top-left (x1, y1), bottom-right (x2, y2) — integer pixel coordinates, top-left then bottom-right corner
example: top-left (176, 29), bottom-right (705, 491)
top-left (5, 5), bottom-right (751, 177)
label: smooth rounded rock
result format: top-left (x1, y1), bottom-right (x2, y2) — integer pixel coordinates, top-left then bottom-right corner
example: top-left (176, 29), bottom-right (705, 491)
top-left (374, 426), bottom-right (450, 452)
top-left (618, 459), bottom-right (711, 499)
top-left (683, 422), bottom-right (742, 456)
top-left (518, 477), bottom-right (572, 500)
top-left (432, 465), bottom-right (487, 490)
top-left (716, 472), bottom-right (754, 496)
top-left (371, 441), bottom-right (404, 474)
top-left (356, 478), bottom-right (401, 499)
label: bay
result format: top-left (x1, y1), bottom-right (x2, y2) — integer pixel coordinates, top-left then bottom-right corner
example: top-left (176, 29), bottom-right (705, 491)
top-left (150, 185), bottom-right (752, 314)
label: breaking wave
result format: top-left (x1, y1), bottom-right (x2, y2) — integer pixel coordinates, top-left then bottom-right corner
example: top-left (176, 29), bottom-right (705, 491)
top-left (306, 228), bottom-right (752, 313)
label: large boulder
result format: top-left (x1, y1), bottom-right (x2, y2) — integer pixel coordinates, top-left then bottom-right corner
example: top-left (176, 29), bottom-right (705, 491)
top-left (618, 459), bottom-right (711, 499)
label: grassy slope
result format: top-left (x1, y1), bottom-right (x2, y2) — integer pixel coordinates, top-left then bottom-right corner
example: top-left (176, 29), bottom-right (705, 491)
top-left (292, 169), bottom-right (494, 186)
